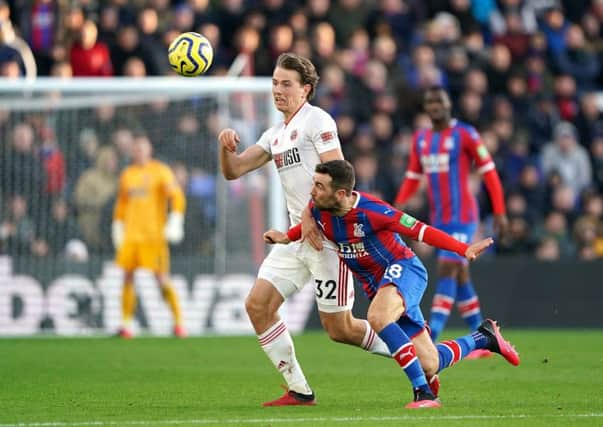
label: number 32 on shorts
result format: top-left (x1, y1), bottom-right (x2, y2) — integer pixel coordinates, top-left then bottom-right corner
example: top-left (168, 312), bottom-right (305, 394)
top-left (315, 279), bottom-right (337, 299)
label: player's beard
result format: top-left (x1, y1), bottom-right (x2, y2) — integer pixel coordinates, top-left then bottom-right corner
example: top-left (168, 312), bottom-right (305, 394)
top-left (313, 196), bottom-right (339, 213)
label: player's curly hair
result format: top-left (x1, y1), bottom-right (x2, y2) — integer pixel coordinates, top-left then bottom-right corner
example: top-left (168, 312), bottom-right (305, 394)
top-left (276, 52), bottom-right (320, 101)
top-left (315, 160), bottom-right (355, 195)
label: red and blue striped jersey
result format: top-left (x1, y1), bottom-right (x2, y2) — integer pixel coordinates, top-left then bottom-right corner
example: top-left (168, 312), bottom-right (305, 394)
top-left (310, 192), bottom-right (422, 298)
top-left (287, 192), bottom-right (469, 298)
top-left (405, 120), bottom-right (496, 225)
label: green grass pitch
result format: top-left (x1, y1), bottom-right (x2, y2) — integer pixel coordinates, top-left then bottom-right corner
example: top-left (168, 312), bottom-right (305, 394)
top-left (1, 329), bottom-right (602, 427)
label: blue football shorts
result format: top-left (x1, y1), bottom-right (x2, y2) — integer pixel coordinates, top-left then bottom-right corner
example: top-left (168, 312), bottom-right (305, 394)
top-left (377, 256), bottom-right (428, 338)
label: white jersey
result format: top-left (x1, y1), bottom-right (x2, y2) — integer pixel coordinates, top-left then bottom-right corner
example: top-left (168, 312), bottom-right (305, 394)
top-left (257, 102), bottom-right (340, 225)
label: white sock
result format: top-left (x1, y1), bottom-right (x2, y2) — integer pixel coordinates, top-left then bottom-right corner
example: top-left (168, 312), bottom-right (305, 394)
top-left (361, 319), bottom-right (391, 357)
top-left (258, 320), bottom-right (312, 395)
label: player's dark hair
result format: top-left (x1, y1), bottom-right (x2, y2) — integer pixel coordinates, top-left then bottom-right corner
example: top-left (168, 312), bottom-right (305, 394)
top-left (315, 160), bottom-right (355, 195)
top-left (276, 52), bottom-right (320, 100)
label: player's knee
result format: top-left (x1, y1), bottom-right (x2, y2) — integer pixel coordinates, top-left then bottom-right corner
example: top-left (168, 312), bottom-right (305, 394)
top-left (244, 294), bottom-right (263, 320)
top-left (437, 262), bottom-right (458, 278)
top-left (367, 312), bottom-right (388, 333)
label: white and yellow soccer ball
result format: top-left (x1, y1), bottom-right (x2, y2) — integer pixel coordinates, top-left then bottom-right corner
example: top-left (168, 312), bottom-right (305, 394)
top-left (168, 32), bottom-right (213, 77)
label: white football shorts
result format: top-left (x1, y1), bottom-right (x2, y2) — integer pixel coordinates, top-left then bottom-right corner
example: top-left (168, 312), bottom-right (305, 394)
top-left (257, 239), bottom-right (355, 313)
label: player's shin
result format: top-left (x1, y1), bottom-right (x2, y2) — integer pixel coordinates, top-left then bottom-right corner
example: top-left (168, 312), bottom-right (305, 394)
top-left (121, 282), bottom-right (136, 329)
top-left (429, 277), bottom-right (456, 341)
top-left (161, 283), bottom-right (183, 327)
top-left (456, 281), bottom-right (483, 331)
top-left (258, 320), bottom-right (312, 395)
top-left (435, 332), bottom-right (490, 371)
top-left (378, 323), bottom-right (430, 392)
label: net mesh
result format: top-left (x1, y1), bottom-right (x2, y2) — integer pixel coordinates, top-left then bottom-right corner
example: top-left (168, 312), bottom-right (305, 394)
top-left (0, 78), bottom-right (276, 276)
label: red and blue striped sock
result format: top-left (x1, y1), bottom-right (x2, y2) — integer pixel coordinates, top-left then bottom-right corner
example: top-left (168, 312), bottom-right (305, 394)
top-left (436, 335), bottom-right (475, 371)
top-left (456, 281), bottom-right (483, 331)
top-left (378, 322), bottom-right (429, 391)
top-left (429, 277), bottom-right (457, 341)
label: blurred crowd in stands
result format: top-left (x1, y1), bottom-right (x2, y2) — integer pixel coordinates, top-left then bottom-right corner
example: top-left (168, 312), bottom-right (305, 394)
top-left (0, 0), bottom-right (602, 261)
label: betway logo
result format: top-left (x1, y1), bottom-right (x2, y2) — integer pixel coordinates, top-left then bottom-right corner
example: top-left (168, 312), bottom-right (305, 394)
top-left (274, 147), bottom-right (301, 170)
top-left (0, 258), bottom-right (315, 336)
top-left (421, 153), bottom-right (450, 173)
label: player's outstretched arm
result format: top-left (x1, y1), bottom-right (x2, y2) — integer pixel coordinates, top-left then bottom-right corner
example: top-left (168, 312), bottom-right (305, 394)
top-left (218, 128), bottom-right (271, 180)
top-left (264, 230), bottom-right (291, 244)
top-left (464, 237), bottom-right (494, 261)
top-left (264, 223), bottom-right (302, 244)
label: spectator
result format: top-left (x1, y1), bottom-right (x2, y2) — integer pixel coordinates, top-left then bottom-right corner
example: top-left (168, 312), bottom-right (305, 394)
top-left (525, 54), bottom-right (554, 95)
top-left (0, 194), bottom-right (36, 256)
top-left (137, 7), bottom-right (171, 75)
top-left (448, 0), bottom-right (479, 35)
top-left (110, 25), bottom-right (158, 76)
top-left (541, 121), bottom-right (592, 198)
top-left (1, 122), bottom-right (45, 213)
top-left (0, 1), bottom-right (37, 78)
top-left (515, 164), bottom-right (547, 223)
top-left (534, 210), bottom-right (575, 258)
top-left (554, 24), bottom-right (600, 91)
top-left (39, 125), bottom-right (65, 197)
top-left (329, 0), bottom-right (367, 45)
top-left (526, 92), bottom-right (559, 154)
top-left (65, 128), bottom-right (99, 186)
top-left (122, 56), bottom-right (147, 77)
top-left (352, 151), bottom-right (396, 202)
top-left (69, 19), bottom-right (113, 76)
top-left (497, 215), bottom-right (536, 256)
top-left (591, 136), bottom-right (603, 194)
top-left (0, 58), bottom-right (20, 77)
top-left (538, 6), bottom-right (569, 56)
top-left (493, 12), bottom-right (532, 63)
top-left (535, 235), bottom-right (561, 261)
top-left (18, 0), bottom-right (60, 76)
top-left (575, 93), bottom-right (603, 148)
top-left (73, 146), bottom-right (119, 251)
top-left (37, 198), bottom-right (82, 255)
top-left (485, 44), bottom-right (512, 96)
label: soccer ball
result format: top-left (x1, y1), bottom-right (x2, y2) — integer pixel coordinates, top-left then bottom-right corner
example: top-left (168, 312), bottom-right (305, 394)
top-left (168, 32), bottom-right (213, 77)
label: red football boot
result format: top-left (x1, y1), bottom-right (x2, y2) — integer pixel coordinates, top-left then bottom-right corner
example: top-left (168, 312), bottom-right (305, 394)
top-left (117, 328), bottom-right (133, 339)
top-left (478, 319), bottom-right (520, 366)
top-left (404, 388), bottom-right (441, 409)
top-left (174, 325), bottom-right (187, 338)
top-left (465, 349), bottom-right (493, 360)
top-left (263, 388), bottom-right (316, 407)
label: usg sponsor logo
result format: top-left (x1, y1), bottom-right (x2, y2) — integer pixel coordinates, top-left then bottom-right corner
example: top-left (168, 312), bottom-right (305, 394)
top-left (274, 147), bottom-right (301, 170)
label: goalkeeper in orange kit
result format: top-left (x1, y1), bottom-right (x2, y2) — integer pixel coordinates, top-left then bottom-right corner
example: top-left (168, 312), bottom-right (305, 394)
top-left (112, 132), bottom-right (187, 338)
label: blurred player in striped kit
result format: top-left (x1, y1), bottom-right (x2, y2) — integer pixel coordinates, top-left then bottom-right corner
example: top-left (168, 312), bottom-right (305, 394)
top-left (395, 87), bottom-right (508, 357)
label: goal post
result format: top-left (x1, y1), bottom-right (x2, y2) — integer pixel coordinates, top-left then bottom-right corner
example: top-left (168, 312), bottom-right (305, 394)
top-left (0, 77), bottom-right (300, 336)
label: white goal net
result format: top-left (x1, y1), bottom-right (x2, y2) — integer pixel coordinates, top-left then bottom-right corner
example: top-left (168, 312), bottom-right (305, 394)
top-left (0, 77), bottom-right (318, 337)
